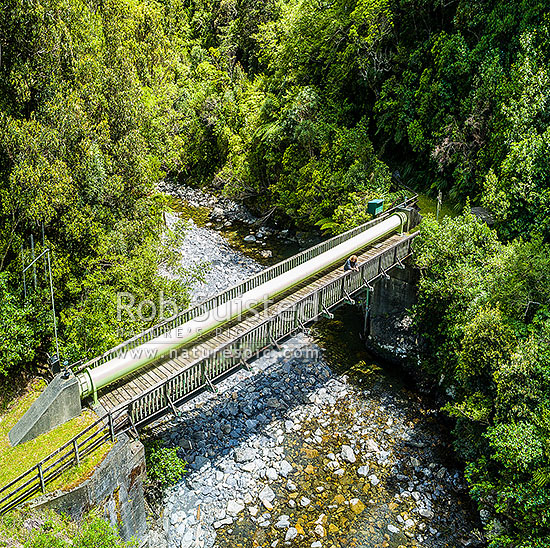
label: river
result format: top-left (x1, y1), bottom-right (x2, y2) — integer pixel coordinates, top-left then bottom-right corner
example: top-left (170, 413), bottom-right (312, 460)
top-left (145, 185), bottom-right (482, 548)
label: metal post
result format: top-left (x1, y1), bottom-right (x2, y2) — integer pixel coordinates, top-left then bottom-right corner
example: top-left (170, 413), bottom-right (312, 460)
top-left (127, 405), bottom-right (139, 437)
top-left (30, 234), bottom-right (37, 290)
top-left (269, 333), bottom-right (281, 351)
top-left (204, 372), bottom-right (217, 393)
top-left (164, 386), bottom-right (180, 416)
top-left (108, 413), bottom-right (115, 442)
top-left (73, 439), bottom-right (80, 466)
top-left (321, 301), bottom-right (334, 320)
top-left (343, 289), bottom-right (355, 305)
top-left (266, 319), bottom-right (271, 348)
top-left (240, 358), bottom-right (252, 372)
top-left (37, 463), bottom-right (45, 494)
top-left (21, 244), bottom-right (60, 360)
top-left (46, 251), bottom-right (60, 359)
top-left (363, 288), bottom-right (371, 337)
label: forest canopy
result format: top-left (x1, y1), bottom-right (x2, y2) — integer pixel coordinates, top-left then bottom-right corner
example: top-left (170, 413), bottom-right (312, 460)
top-left (413, 212), bottom-right (550, 547)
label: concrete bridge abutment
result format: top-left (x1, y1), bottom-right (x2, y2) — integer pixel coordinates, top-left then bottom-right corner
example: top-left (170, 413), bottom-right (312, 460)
top-left (30, 433), bottom-right (148, 546)
top-left (363, 261), bottom-right (420, 367)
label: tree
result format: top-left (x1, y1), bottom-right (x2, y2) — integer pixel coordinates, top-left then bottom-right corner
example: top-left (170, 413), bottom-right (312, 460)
top-left (0, 273), bottom-right (40, 377)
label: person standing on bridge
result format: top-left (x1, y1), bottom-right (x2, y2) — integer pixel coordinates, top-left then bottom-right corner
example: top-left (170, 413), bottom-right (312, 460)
top-left (344, 255), bottom-right (359, 272)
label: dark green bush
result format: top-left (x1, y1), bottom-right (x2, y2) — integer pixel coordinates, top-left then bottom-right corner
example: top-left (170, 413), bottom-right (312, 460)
top-left (414, 213), bottom-right (550, 546)
top-left (145, 442), bottom-right (186, 488)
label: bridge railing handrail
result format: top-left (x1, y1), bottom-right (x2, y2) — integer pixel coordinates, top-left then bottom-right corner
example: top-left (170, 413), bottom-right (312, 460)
top-left (77, 195), bottom-right (417, 373)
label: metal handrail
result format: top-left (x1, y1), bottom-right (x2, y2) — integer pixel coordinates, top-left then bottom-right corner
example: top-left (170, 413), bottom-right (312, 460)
top-left (77, 195), bottom-right (417, 373)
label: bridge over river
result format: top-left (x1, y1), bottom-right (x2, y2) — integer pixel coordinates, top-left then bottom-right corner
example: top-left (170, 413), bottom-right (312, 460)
top-left (0, 196), bottom-right (419, 515)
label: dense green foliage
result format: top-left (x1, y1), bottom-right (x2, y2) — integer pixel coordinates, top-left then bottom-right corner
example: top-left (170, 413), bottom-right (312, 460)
top-left (0, 509), bottom-right (135, 547)
top-left (165, 0), bottom-right (411, 229)
top-left (145, 441), bottom-right (186, 488)
top-left (0, 272), bottom-right (41, 375)
top-left (414, 212), bottom-right (550, 547)
top-left (146, 0), bottom-right (550, 241)
top-left (0, 0), bottom-right (203, 375)
top-left (2, 0), bottom-right (550, 544)
top-left (3, 0), bottom-right (549, 371)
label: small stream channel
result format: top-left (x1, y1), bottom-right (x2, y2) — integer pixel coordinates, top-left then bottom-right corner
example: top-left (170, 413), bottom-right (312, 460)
top-left (146, 187), bottom-right (481, 548)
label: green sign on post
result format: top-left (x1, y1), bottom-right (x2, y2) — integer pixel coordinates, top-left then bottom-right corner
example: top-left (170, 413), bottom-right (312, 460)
top-left (367, 199), bottom-right (384, 216)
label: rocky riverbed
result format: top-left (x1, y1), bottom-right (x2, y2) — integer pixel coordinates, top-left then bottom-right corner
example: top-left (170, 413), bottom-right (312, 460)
top-left (164, 210), bottom-right (263, 302)
top-left (160, 180), bottom-right (316, 266)
top-left (146, 322), bottom-right (482, 548)
top-left (146, 186), bottom-right (483, 548)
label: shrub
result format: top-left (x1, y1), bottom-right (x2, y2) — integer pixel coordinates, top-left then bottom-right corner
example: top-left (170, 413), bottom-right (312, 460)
top-left (18, 510), bottom-right (134, 548)
top-left (145, 442), bottom-right (186, 488)
top-left (25, 534), bottom-right (66, 548)
top-left (73, 514), bottom-right (136, 548)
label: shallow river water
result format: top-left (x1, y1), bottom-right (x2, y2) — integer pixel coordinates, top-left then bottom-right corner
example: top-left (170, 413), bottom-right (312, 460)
top-left (146, 189), bottom-right (482, 548)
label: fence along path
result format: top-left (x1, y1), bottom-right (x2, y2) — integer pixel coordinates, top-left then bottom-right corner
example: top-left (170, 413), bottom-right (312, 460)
top-left (0, 198), bottom-right (417, 516)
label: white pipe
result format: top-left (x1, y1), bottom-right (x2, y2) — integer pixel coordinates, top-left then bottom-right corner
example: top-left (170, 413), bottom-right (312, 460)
top-left (78, 211), bottom-right (407, 397)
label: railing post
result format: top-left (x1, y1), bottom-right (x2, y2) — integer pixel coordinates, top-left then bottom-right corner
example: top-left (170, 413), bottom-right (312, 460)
top-left (73, 439), bottom-right (80, 466)
top-left (266, 319), bottom-right (271, 347)
top-left (37, 464), bottom-right (45, 494)
top-left (108, 413), bottom-right (115, 442)
top-left (268, 318), bottom-right (281, 350)
top-left (128, 401), bottom-right (134, 427)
